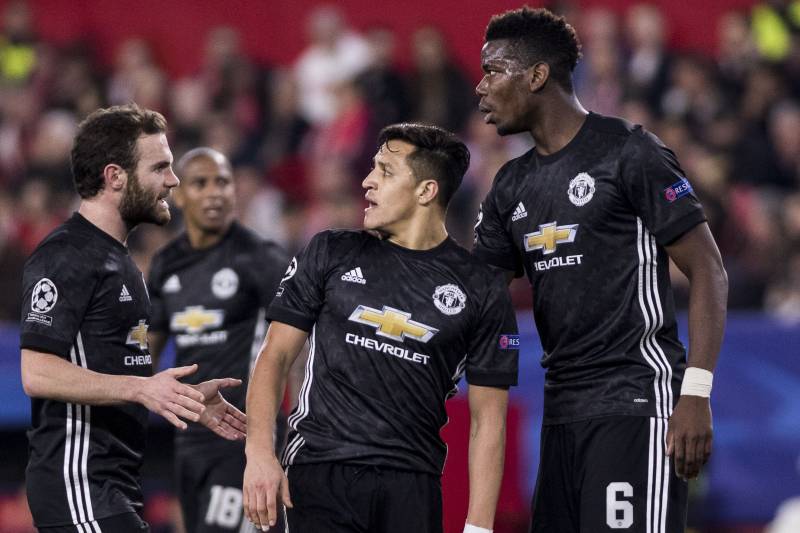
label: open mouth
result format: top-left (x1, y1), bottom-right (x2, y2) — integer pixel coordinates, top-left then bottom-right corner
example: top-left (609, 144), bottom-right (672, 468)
top-left (479, 103), bottom-right (494, 124)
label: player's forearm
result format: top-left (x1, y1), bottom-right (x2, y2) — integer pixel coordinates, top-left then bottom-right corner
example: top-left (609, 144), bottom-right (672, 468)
top-left (465, 401), bottom-right (507, 528)
top-left (21, 349), bottom-right (141, 405)
top-left (685, 261), bottom-right (728, 371)
top-left (245, 347), bottom-right (292, 458)
top-left (466, 419), bottom-right (505, 528)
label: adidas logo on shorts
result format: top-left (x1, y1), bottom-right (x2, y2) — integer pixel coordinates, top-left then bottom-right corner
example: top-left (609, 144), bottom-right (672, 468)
top-left (119, 284), bottom-right (133, 302)
top-left (512, 202), bottom-right (528, 222)
top-left (341, 267), bottom-right (366, 284)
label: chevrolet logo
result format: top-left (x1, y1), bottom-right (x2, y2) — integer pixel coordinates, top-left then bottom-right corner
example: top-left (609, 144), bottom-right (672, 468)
top-left (171, 306), bottom-right (224, 334)
top-left (126, 319), bottom-right (149, 350)
top-left (524, 222), bottom-right (578, 254)
top-left (348, 305), bottom-right (438, 343)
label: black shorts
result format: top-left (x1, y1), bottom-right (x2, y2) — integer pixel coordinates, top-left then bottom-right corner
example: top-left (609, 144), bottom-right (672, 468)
top-left (176, 442), bottom-right (283, 533)
top-left (286, 463), bottom-right (442, 533)
top-left (530, 416), bottom-right (688, 533)
top-left (38, 512), bottom-right (149, 533)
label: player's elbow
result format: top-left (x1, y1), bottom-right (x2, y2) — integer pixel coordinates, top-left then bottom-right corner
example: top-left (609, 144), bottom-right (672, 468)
top-left (21, 365), bottom-right (43, 397)
top-left (20, 350), bottom-right (48, 398)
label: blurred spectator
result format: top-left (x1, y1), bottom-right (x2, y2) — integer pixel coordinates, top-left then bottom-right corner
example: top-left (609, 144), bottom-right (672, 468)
top-left (168, 77), bottom-right (210, 155)
top-left (305, 79), bottom-right (371, 176)
top-left (355, 27), bottom-right (409, 129)
top-left (294, 5), bottom-right (371, 126)
top-left (235, 163), bottom-right (288, 247)
top-left (751, 0), bottom-right (800, 62)
top-left (201, 26), bottom-right (268, 137)
top-left (575, 7), bottom-right (623, 116)
top-left (407, 26), bottom-right (474, 134)
top-left (26, 109), bottom-right (77, 194)
top-left (107, 38), bottom-right (166, 111)
top-left (0, 190), bottom-right (25, 321)
top-left (0, 0), bottom-right (37, 84)
top-left (716, 10), bottom-right (758, 100)
top-left (624, 4), bottom-right (673, 114)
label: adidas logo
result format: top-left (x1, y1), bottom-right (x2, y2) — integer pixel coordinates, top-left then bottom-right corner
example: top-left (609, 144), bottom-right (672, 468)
top-left (341, 267), bottom-right (366, 285)
top-left (119, 284), bottom-right (133, 302)
top-left (511, 202), bottom-right (528, 222)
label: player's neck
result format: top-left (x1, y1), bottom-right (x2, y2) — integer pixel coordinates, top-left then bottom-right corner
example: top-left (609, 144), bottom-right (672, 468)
top-left (78, 200), bottom-right (130, 244)
top-left (385, 212), bottom-right (448, 251)
top-left (186, 222), bottom-right (230, 250)
top-left (530, 93), bottom-right (588, 156)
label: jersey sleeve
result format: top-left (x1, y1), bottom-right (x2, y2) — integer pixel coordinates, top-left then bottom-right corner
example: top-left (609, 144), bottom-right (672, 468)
top-left (146, 251), bottom-right (168, 333)
top-left (464, 273), bottom-right (519, 388)
top-left (19, 243), bottom-right (96, 358)
top-left (473, 167), bottom-right (524, 277)
top-left (256, 242), bottom-right (291, 311)
top-left (266, 232), bottom-right (330, 332)
top-left (619, 130), bottom-right (707, 246)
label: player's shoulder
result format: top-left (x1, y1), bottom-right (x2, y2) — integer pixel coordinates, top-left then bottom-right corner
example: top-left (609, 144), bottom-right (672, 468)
top-left (589, 112), bottom-right (666, 153)
top-left (312, 228), bottom-right (372, 251)
top-left (494, 147), bottom-right (536, 186)
top-left (28, 214), bottom-right (99, 262)
top-left (150, 232), bottom-right (189, 271)
top-left (444, 239), bottom-right (504, 286)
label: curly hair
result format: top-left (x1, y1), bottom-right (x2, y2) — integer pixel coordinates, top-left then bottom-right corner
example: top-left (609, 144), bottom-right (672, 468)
top-left (485, 6), bottom-right (582, 91)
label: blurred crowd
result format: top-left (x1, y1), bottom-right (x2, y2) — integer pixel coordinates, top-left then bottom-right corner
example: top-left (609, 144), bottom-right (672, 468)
top-left (0, 0), bottom-right (799, 322)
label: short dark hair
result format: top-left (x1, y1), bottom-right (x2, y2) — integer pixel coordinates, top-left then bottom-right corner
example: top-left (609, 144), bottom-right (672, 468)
top-left (71, 104), bottom-right (167, 199)
top-left (377, 123), bottom-right (470, 208)
top-left (485, 6), bottom-right (582, 91)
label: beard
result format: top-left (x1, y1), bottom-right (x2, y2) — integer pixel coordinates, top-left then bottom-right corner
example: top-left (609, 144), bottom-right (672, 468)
top-left (119, 173), bottom-right (170, 227)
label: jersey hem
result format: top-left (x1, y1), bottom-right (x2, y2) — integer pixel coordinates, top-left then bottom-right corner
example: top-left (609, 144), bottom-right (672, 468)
top-left (32, 509), bottom-right (143, 528)
top-left (654, 210), bottom-right (707, 246)
top-left (266, 305), bottom-right (315, 332)
top-left (466, 370), bottom-right (518, 388)
top-left (542, 410), bottom-right (671, 426)
top-left (20, 333), bottom-right (71, 358)
top-left (472, 249), bottom-right (522, 277)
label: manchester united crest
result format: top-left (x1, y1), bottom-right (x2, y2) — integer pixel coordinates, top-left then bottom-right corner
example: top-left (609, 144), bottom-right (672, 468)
top-left (568, 173), bottom-right (596, 207)
top-left (432, 284), bottom-right (466, 316)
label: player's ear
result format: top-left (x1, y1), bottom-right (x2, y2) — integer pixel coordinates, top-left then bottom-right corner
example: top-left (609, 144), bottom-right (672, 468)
top-left (529, 62), bottom-right (550, 93)
top-left (417, 179), bottom-right (439, 206)
top-left (103, 164), bottom-right (126, 192)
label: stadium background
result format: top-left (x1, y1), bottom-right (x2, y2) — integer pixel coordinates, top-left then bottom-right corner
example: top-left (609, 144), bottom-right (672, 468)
top-left (0, 0), bottom-right (798, 531)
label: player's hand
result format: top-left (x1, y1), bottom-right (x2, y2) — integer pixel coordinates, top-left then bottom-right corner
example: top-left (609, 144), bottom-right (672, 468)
top-left (666, 395), bottom-right (713, 480)
top-left (192, 378), bottom-right (247, 440)
top-left (136, 364), bottom-right (206, 430)
top-left (243, 452), bottom-right (292, 531)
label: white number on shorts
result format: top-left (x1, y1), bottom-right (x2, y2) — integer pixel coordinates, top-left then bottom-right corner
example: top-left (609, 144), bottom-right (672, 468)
top-left (606, 482), bottom-right (634, 529)
top-left (205, 485), bottom-right (243, 528)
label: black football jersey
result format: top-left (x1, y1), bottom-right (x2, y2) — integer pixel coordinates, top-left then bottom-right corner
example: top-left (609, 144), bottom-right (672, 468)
top-left (19, 213), bottom-right (153, 527)
top-left (268, 230), bottom-right (519, 475)
top-left (474, 112), bottom-right (707, 425)
top-left (148, 222), bottom-right (288, 445)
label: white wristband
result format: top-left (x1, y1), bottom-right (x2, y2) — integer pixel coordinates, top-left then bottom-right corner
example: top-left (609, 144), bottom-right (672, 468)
top-left (680, 367), bottom-right (713, 398)
top-left (464, 524), bottom-right (493, 533)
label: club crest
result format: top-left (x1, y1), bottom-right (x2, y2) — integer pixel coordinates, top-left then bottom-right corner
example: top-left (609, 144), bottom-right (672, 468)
top-left (568, 173), bottom-right (596, 207)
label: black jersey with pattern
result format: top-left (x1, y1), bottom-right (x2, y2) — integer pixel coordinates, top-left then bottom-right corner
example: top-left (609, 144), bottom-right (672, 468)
top-left (268, 230), bottom-right (519, 475)
top-left (474, 112), bottom-right (707, 425)
top-left (148, 222), bottom-right (288, 446)
top-left (19, 213), bottom-right (153, 527)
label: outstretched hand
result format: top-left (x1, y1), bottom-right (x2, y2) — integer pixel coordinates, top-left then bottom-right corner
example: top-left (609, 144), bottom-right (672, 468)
top-left (193, 378), bottom-right (247, 441)
top-left (666, 395), bottom-right (713, 480)
top-left (136, 364), bottom-right (206, 430)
